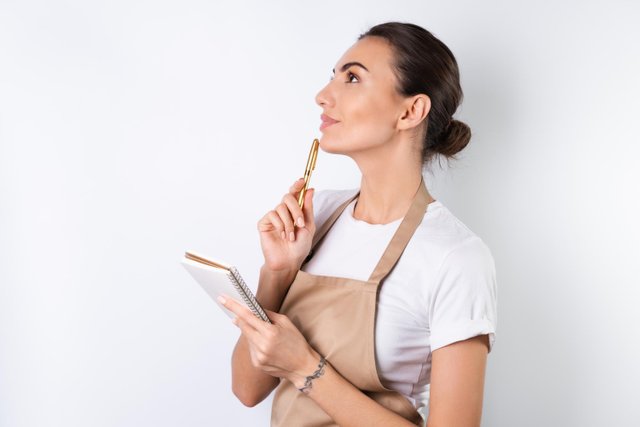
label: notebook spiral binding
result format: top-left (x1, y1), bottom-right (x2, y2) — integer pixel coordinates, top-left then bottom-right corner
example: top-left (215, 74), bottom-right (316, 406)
top-left (228, 267), bottom-right (272, 323)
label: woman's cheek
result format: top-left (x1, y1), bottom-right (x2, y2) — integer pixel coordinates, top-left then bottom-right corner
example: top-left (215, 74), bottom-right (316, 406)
top-left (352, 118), bottom-right (394, 149)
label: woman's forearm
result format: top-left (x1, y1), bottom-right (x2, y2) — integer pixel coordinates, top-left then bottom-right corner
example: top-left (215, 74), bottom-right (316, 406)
top-left (253, 265), bottom-right (298, 312)
top-left (290, 350), bottom-right (418, 427)
top-left (231, 265), bottom-right (297, 406)
top-left (231, 334), bottom-right (279, 407)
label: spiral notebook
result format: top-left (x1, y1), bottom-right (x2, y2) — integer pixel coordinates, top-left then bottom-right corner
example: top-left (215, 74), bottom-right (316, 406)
top-left (181, 250), bottom-right (272, 323)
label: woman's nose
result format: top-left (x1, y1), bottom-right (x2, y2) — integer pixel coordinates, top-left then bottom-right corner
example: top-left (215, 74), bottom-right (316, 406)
top-left (315, 82), bottom-right (334, 108)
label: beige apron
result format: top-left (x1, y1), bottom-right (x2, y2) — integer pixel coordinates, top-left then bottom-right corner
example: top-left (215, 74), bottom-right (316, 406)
top-left (271, 177), bottom-right (431, 426)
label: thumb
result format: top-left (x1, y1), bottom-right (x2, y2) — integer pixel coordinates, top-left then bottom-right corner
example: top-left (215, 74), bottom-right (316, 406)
top-left (264, 309), bottom-right (287, 323)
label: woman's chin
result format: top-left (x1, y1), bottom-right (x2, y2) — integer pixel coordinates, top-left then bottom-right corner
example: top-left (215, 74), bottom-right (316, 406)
top-left (317, 136), bottom-right (344, 154)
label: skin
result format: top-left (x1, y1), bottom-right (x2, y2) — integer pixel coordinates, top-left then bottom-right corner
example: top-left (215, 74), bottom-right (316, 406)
top-left (223, 36), bottom-right (491, 427)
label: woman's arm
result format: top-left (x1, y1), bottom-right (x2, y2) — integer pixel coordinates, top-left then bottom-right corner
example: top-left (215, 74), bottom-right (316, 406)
top-left (224, 294), bottom-right (418, 425)
top-left (233, 177), bottom-right (317, 406)
top-left (231, 265), bottom-right (297, 407)
top-left (290, 349), bottom-right (420, 427)
top-left (225, 293), bottom-right (490, 426)
top-left (292, 335), bottom-right (490, 427)
top-left (426, 335), bottom-right (490, 427)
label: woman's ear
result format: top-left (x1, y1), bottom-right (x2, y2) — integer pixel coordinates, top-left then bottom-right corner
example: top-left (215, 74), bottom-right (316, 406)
top-left (398, 94), bottom-right (431, 131)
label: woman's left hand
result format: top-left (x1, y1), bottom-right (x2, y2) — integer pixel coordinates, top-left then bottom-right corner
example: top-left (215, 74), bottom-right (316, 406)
top-left (217, 294), bottom-right (320, 386)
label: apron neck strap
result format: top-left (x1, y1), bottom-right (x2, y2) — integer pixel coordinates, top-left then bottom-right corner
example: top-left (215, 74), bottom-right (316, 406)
top-left (306, 191), bottom-right (359, 262)
top-left (367, 176), bottom-right (429, 284)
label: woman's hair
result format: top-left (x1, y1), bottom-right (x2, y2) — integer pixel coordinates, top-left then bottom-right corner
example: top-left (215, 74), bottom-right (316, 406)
top-left (357, 22), bottom-right (471, 167)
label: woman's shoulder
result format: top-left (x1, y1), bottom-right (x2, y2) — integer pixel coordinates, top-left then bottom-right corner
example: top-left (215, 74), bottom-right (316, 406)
top-left (411, 200), bottom-right (495, 267)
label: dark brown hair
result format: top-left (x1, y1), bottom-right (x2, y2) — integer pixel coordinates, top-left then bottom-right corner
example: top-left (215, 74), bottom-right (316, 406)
top-left (358, 22), bottom-right (471, 167)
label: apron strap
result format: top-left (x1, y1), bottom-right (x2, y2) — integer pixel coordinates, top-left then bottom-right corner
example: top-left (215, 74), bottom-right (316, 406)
top-left (302, 190), bottom-right (360, 266)
top-left (367, 176), bottom-right (430, 284)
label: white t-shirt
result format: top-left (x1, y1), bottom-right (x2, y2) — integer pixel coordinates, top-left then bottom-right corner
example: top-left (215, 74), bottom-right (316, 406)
top-left (302, 187), bottom-right (498, 424)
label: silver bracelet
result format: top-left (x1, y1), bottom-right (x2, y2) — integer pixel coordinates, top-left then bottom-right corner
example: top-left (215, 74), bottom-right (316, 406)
top-left (297, 356), bottom-right (327, 394)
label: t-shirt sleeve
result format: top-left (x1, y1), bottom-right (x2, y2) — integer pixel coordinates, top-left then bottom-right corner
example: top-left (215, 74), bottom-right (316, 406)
top-left (428, 236), bottom-right (498, 353)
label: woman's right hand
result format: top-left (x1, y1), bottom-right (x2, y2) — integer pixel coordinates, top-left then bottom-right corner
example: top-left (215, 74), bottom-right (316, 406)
top-left (257, 178), bottom-right (316, 275)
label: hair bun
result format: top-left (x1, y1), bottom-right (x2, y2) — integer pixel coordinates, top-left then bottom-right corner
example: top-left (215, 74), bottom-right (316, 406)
top-left (435, 119), bottom-right (471, 158)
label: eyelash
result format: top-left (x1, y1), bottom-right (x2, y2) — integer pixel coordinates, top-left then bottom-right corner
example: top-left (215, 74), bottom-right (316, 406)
top-left (330, 71), bottom-right (359, 83)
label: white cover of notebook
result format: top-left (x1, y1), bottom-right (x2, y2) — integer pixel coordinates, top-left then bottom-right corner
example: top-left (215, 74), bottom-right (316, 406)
top-left (180, 251), bottom-right (271, 323)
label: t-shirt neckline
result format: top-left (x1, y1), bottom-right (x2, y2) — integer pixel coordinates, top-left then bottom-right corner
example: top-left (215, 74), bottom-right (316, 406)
top-left (345, 197), bottom-right (440, 227)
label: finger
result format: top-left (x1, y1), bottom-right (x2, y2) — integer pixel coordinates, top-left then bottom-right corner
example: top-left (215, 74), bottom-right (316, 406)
top-left (289, 177), bottom-right (306, 194)
top-left (302, 188), bottom-right (314, 224)
top-left (289, 178), bottom-right (306, 210)
top-left (282, 193), bottom-right (305, 228)
top-left (258, 210), bottom-right (285, 236)
top-left (218, 295), bottom-right (264, 331)
top-left (263, 309), bottom-right (287, 325)
top-left (217, 294), bottom-right (250, 319)
top-left (233, 315), bottom-right (263, 343)
top-left (275, 203), bottom-right (296, 242)
top-left (257, 210), bottom-right (275, 230)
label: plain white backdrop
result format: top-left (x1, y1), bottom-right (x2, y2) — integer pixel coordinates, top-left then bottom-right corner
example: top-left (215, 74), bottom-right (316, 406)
top-left (1, 1), bottom-right (639, 426)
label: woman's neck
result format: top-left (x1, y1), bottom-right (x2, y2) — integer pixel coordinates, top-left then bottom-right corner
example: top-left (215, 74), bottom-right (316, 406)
top-left (352, 164), bottom-right (434, 225)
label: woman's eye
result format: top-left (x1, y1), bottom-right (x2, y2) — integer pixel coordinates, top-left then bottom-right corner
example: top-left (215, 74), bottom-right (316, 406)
top-left (328, 72), bottom-right (358, 83)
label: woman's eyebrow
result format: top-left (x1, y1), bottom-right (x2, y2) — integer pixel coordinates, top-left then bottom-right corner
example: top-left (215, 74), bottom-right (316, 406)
top-left (332, 61), bottom-right (369, 74)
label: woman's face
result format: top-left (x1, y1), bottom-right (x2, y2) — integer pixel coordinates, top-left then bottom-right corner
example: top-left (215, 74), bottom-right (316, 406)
top-left (315, 36), bottom-right (410, 156)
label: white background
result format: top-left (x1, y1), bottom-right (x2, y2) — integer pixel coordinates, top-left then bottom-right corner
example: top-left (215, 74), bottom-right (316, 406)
top-left (1, 1), bottom-right (639, 426)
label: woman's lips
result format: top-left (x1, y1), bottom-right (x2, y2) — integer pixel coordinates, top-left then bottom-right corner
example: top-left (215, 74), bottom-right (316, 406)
top-left (320, 114), bottom-right (339, 131)
top-left (320, 121), bottom-right (339, 131)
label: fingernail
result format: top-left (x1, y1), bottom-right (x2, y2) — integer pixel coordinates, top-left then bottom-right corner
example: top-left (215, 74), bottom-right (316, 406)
top-left (297, 217), bottom-right (305, 227)
top-left (281, 231), bottom-right (286, 240)
top-left (217, 295), bottom-right (226, 304)
top-left (289, 231), bottom-right (295, 241)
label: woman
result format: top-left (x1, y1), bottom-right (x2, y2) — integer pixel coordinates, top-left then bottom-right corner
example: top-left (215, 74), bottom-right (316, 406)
top-left (219, 22), bottom-right (497, 427)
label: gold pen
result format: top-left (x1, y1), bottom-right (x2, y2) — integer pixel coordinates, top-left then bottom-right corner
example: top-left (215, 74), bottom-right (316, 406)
top-left (298, 138), bottom-right (319, 209)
